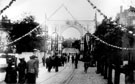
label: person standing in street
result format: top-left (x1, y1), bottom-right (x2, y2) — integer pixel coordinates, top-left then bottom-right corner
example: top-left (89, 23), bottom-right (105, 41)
top-left (42, 55), bottom-right (45, 66)
top-left (83, 52), bottom-right (91, 73)
top-left (54, 53), bottom-right (60, 72)
top-left (34, 56), bottom-right (39, 78)
top-left (5, 58), bottom-right (17, 84)
top-left (33, 49), bottom-right (39, 78)
top-left (67, 54), bottom-right (70, 62)
top-left (17, 57), bottom-right (27, 84)
top-left (74, 54), bottom-right (79, 69)
top-left (26, 55), bottom-right (37, 84)
top-left (71, 55), bottom-right (75, 64)
top-left (46, 56), bottom-right (53, 72)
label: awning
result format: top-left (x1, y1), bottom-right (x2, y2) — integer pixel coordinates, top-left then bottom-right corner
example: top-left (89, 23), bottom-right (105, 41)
top-left (62, 48), bottom-right (79, 54)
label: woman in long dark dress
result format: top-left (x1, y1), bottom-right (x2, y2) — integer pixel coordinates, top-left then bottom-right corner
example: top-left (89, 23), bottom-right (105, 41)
top-left (5, 58), bottom-right (17, 84)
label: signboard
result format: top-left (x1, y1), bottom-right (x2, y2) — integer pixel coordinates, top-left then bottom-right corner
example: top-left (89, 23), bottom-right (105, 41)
top-left (0, 58), bottom-right (7, 68)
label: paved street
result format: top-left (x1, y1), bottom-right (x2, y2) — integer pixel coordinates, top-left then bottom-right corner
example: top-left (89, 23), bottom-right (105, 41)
top-left (36, 62), bottom-right (74, 84)
top-left (37, 61), bottom-right (108, 84)
top-left (65, 62), bottom-right (107, 84)
top-left (0, 60), bottom-right (127, 84)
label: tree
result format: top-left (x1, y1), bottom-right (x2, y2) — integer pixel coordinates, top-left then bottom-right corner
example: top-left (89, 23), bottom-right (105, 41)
top-left (94, 18), bottom-right (123, 58)
top-left (9, 15), bottom-right (44, 53)
top-left (62, 39), bottom-right (73, 48)
top-left (72, 40), bottom-right (80, 50)
top-left (94, 18), bottom-right (123, 84)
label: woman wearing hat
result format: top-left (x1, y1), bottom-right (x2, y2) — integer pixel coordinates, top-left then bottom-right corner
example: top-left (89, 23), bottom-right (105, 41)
top-left (5, 57), bottom-right (17, 84)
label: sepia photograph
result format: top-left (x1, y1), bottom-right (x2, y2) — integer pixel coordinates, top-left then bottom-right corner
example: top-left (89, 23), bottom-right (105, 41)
top-left (0, 0), bottom-right (135, 84)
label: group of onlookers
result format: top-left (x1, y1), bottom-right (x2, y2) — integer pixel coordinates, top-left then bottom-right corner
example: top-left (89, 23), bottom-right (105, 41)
top-left (5, 54), bottom-right (39, 84)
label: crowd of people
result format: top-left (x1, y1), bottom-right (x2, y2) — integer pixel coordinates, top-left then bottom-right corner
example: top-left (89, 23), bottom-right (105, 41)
top-left (3, 50), bottom-right (80, 84)
top-left (44, 53), bottom-right (79, 72)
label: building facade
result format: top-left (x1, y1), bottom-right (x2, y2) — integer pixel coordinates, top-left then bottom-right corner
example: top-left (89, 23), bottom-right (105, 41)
top-left (116, 6), bottom-right (135, 27)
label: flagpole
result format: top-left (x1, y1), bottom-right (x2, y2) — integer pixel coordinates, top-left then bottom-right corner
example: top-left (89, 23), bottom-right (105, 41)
top-left (44, 12), bottom-right (47, 61)
top-left (95, 12), bottom-right (97, 30)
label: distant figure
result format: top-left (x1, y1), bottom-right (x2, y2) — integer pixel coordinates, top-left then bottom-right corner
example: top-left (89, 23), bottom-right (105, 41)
top-left (42, 55), bottom-right (45, 66)
top-left (74, 54), bottom-right (79, 69)
top-left (71, 55), bottom-right (75, 64)
top-left (67, 55), bottom-right (70, 62)
top-left (54, 53), bottom-right (60, 72)
top-left (17, 58), bottom-right (27, 84)
top-left (46, 56), bottom-right (53, 72)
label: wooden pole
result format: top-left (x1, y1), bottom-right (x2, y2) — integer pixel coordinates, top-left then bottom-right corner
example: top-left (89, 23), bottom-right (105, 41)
top-left (114, 65), bottom-right (120, 84)
top-left (108, 64), bottom-right (113, 84)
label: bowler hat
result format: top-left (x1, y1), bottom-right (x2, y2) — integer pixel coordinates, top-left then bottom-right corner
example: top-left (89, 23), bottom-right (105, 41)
top-left (30, 55), bottom-right (36, 59)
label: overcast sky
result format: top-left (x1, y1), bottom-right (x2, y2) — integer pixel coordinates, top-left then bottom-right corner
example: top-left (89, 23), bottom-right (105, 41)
top-left (0, 0), bottom-right (134, 38)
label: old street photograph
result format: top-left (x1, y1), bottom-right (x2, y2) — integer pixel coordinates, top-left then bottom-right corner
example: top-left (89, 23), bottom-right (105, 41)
top-left (0, 0), bottom-right (135, 84)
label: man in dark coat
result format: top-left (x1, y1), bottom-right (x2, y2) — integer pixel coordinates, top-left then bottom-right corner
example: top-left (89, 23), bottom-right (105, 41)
top-left (26, 55), bottom-right (37, 84)
top-left (46, 56), bottom-right (53, 72)
top-left (54, 53), bottom-right (60, 72)
top-left (17, 58), bottom-right (27, 84)
top-left (71, 55), bottom-right (75, 64)
top-left (83, 53), bottom-right (91, 73)
top-left (74, 54), bottom-right (79, 69)
top-left (42, 56), bottom-right (45, 66)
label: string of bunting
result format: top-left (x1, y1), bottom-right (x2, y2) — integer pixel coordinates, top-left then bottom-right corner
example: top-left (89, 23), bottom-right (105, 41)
top-left (8, 25), bottom-right (40, 45)
top-left (0, 25), bottom-right (40, 49)
top-left (87, 0), bottom-right (135, 37)
top-left (80, 23), bottom-right (135, 50)
top-left (90, 33), bottom-right (135, 50)
top-left (64, 4), bottom-right (135, 50)
top-left (47, 4), bottom-right (64, 20)
top-left (0, 0), bottom-right (16, 15)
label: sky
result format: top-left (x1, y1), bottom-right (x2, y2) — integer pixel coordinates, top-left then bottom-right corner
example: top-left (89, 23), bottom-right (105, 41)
top-left (0, 0), bottom-right (134, 39)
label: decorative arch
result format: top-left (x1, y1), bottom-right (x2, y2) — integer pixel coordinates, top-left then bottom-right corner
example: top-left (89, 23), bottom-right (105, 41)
top-left (59, 23), bottom-right (84, 36)
top-left (47, 20), bottom-right (95, 37)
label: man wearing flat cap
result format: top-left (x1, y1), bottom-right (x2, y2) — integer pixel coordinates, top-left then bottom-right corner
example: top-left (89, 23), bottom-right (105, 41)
top-left (33, 49), bottom-right (39, 78)
top-left (26, 55), bottom-right (37, 84)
